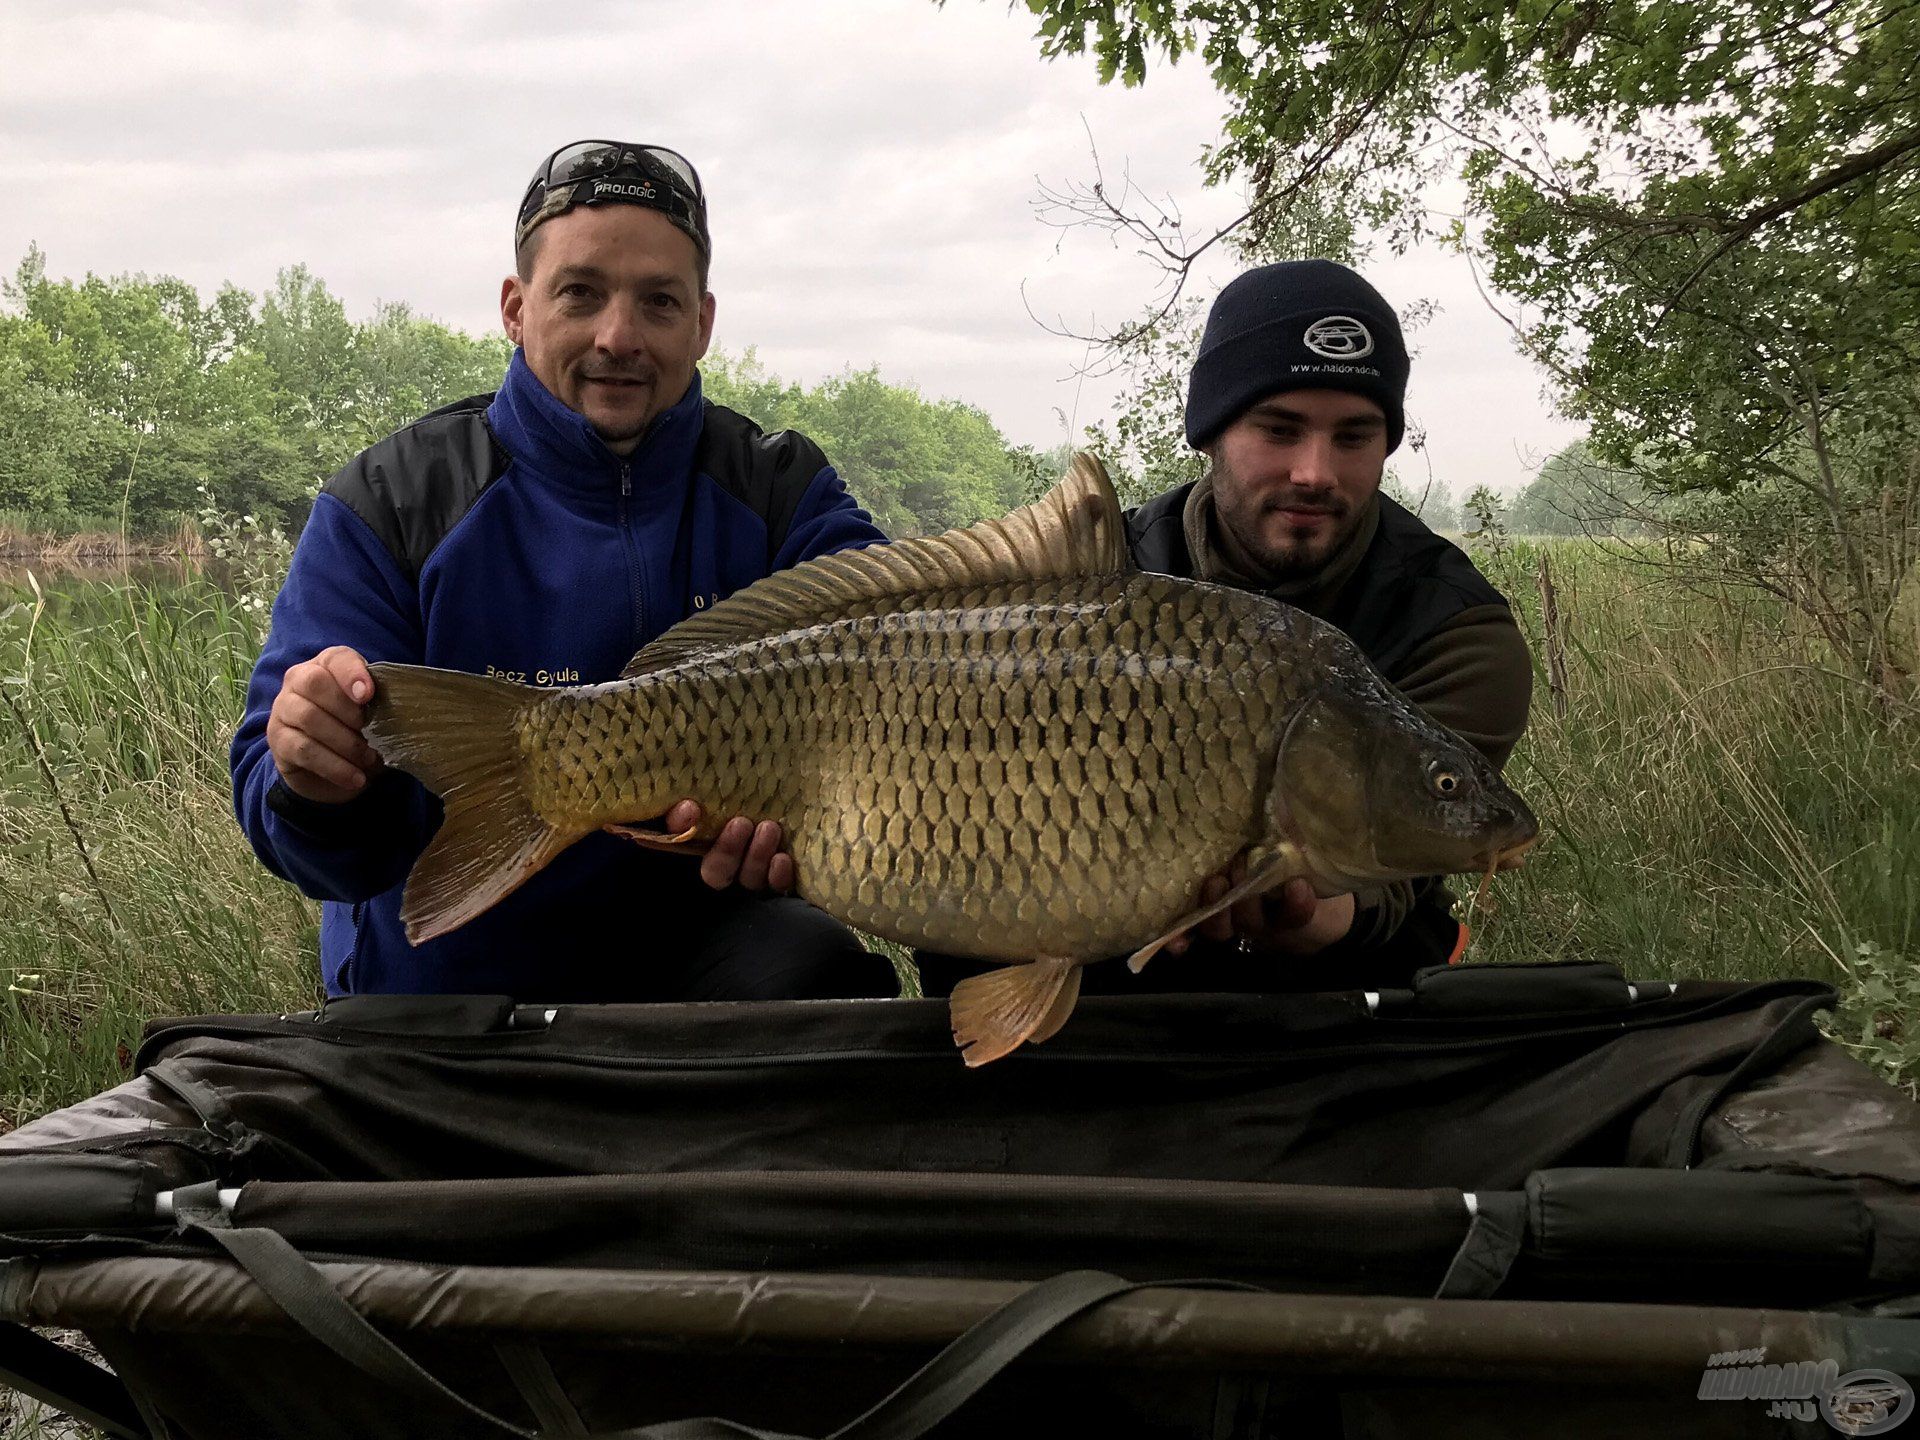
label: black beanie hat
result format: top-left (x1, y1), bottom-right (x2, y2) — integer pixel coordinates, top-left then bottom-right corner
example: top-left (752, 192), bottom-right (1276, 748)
top-left (1185, 259), bottom-right (1409, 453)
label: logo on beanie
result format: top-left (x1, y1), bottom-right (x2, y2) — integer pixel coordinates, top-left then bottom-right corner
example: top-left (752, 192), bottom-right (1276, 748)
top-left (1303, 315), bottom-right (1375, 360)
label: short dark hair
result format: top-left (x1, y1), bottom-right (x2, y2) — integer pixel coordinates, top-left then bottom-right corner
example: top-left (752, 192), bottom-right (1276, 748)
top-left (514, 222), bottom-right (709, 294)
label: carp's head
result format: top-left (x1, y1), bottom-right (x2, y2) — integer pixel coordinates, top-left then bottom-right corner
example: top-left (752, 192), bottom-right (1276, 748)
top-left (1269, 645), bottom-right (1538, 892)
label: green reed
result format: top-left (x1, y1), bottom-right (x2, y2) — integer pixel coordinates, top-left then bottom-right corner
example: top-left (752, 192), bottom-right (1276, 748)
top-left (1467, 539), bottom-right (1918, 1086)
top-left (0, 571), bottom-right (317, 1129)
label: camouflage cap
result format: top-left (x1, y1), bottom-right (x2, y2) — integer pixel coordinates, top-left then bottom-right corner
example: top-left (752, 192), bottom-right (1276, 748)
top-left (515, 142), bottom-right (709, 263)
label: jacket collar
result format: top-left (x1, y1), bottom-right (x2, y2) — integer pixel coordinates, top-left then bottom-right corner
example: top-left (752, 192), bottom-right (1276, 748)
top-left (487, 349), bottom-right (706, 494)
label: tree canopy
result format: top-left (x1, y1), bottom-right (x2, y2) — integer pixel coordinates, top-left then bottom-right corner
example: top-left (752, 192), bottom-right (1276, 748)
top-left (0, 249), bottom-right (511, 528)
top-left (1017, 0), bottom-right (1920, 687)
top-left (702, 351), bottom-right (1041, 537)
top-left (0, 252), bottom-right (1044, 539)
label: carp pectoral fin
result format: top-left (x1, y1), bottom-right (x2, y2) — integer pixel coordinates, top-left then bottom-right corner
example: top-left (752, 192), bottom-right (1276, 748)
top-left (363, 663), bottom-right (590, 945)
top-left (604, 822), bottom-right (710, 855)
top-left (949, 959), bottom-right (1083, 1068)
top-left (1125, 849), bottom-right (1307, 975)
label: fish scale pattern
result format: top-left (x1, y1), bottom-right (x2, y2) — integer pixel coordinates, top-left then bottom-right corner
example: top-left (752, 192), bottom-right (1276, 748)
top-left (523, 573), bottom-right (1309, 961)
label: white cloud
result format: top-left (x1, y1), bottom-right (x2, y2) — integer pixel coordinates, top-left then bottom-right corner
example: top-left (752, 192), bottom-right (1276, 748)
top-left (0, 0), bottom-right (1581, 494)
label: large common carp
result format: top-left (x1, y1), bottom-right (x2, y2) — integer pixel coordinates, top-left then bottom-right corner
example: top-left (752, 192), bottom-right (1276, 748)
top-left (364, 455), bottom-right (1538, 1064)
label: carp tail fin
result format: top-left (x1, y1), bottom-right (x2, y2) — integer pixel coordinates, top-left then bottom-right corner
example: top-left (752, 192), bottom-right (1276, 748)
top-left (363, 663), bottom-right (584, 944)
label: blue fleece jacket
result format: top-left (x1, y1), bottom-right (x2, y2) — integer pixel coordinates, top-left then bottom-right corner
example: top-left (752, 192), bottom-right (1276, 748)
top-left (230, 353), bottom-right (885, 999)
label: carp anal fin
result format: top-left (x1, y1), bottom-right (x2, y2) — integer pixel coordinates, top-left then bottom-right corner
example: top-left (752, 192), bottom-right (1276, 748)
top-left (619, 451), bottom-right (1130, 680)
top-left (364, 663), bottom-right (587, 944)
top-left (948, 957), bottom-right (1084, 1067)
top-left (1125, 846), bottom-right (1307, 974)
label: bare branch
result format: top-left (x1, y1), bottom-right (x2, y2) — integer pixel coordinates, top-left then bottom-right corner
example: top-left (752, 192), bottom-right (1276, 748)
top-left (1027, 0), bottom-right (1437, 348)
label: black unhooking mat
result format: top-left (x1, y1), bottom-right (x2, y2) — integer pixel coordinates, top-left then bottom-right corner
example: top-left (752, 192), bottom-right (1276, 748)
top-left (6, 961), bottom-right (1920, 1439)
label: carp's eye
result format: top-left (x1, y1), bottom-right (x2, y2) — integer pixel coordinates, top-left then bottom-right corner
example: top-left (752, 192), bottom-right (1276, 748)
top-left (1426, 761), bottom-right (1466, 799)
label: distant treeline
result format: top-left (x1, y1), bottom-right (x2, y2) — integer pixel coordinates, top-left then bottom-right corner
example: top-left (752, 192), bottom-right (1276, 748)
top-left (0, 246), bottom-right (1669, 550)
top-left (0, 248), bottom-right (511, 531)
top-left (1473, 448), bottom-right (1661, 540)
top-left (0, 248), bottom-right (1052, 540)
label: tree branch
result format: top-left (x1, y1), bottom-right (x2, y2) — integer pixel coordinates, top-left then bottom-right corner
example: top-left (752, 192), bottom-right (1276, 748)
top-left (1655, 126), bottom-right (1920, 320)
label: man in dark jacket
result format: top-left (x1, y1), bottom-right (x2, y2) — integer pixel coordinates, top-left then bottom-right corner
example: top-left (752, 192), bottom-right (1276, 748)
top-left (230, 141), bottom-right (897, 1003)
top-left (1132, 259), bottom-right (1531, 984)
top-left (921, 260), bottom-right (1531, 998)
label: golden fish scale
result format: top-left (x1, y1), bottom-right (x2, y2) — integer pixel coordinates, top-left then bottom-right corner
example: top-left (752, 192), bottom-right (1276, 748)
top-left (522, 574), bottom-right (1316, 960)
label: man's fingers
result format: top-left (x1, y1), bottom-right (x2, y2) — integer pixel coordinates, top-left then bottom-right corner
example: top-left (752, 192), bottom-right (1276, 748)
top-left (767, 851), bottom-right (796, 894)
top-left (275, 693), bottom-right (379, 769)
top-left (282, 662), bottom-right (368, 732)
top-left (685, 814), bottom-right (787, 891)
top-left (1197, 875), bottom-right (1233, 942)
top-left (1230, 893), bottom-right (1266, 936)
top-left (316, 646), bottom-right (375, 707)
top-left (700, 816), bottom-right (754, 889)
top-left (1265, 877), bottom-right (1319, 931)
top-left (271, 724), bottom-right (369, 792)
top-left (737, 820), bottom-right (783, 891)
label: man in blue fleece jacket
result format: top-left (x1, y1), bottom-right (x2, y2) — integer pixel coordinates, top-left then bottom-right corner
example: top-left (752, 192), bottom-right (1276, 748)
top-left (230, 141), bottom-right (897, 1003)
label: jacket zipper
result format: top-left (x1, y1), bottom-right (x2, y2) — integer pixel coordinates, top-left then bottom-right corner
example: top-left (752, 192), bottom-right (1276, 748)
top-left (617, 461), bottom-right (644, 652)
top-left (341, 901), bottom-right (364, 994)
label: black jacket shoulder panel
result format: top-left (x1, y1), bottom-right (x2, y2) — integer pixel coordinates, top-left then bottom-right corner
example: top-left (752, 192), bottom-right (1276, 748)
top-left (694, 401), bottom-right (831, 564)
top-left (1364, 494), bottom-right (1509, 614)
top-left (1329, 495), bottom-right (1510, 676)
top-left (1122, 482), bottom-right (1511, 680)
top-left (320, 394), bottom-right (508, 581)
top-left (1123, 481), bottom-right (1199, 578)
top-left (416, 392), bottom-right (498, 424)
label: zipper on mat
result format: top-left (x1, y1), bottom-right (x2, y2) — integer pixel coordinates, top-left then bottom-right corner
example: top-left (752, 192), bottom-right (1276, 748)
top-left (138, 986), bottom-right (1829, 1073)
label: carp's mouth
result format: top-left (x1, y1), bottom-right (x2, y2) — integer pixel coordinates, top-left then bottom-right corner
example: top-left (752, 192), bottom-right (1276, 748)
top-left (1474, 832), bottom-right (1539, 874)
top-left (1464, 832), bottom-right (1540, 914)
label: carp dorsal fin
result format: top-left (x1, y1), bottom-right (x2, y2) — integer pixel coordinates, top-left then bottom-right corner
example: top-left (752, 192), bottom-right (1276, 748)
top-left (619, 451), bottom-right (1130, 680)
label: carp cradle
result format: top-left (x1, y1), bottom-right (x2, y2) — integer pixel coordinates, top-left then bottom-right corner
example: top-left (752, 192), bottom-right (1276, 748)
top-left (4, 960), bottom-right (1920, 1437)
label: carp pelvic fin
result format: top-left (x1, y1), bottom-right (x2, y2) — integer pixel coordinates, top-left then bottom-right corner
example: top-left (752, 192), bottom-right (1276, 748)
top-left (1126, 846), bottom-right (1308, 974)
top-left (618, 451), bottom-right (1130, 681)
top-left (363, 663), bottom-right (586, 944)
top-left (949, 958), bottom-right (1084, 1067)
top-left (604, 821), bottom-right (711, 855)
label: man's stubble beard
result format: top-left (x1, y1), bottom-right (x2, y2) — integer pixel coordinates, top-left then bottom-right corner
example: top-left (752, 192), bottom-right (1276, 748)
top-left (1207, 459), bottom-right (1364, 584)
top-left (577, 367), bottom-right (661, 448)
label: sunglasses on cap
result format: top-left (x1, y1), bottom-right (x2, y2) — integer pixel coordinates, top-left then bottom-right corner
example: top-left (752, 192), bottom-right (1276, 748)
top-left (515, 141), bottom-right (708, 254)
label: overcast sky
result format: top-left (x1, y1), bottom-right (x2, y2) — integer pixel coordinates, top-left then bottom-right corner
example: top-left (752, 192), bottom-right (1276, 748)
top-left (1, 0), bottom-right (1582, 497)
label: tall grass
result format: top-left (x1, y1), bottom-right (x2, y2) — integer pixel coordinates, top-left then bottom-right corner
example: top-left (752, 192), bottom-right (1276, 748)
top-left (0, 572), bottom-right (316, 1131)
top-left (0, 542), bottom-right (1915, 1129)
top-left (1467, 539), bottom-right (1918, 1082)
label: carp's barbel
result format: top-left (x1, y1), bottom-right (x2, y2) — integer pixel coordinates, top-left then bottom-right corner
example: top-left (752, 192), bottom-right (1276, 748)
top-left (365, 455), bottom-right (1538, 1064)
